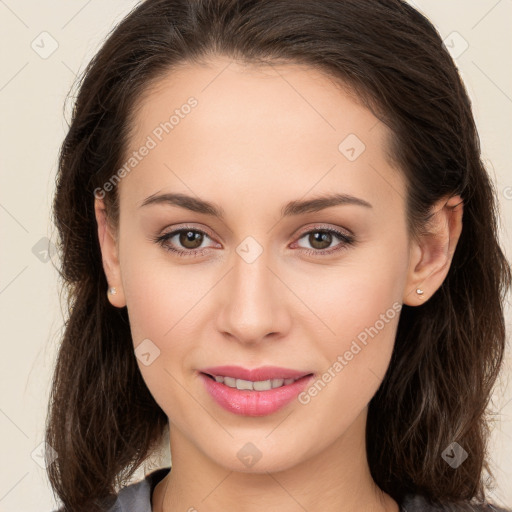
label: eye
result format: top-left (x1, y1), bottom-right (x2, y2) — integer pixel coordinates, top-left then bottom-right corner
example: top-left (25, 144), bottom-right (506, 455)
top-left (151, 225), bottom-right (355, 258)
top-left (293, 226), bottom-right (355, 256)
top-left (152, 226), bottom-right (219, 258)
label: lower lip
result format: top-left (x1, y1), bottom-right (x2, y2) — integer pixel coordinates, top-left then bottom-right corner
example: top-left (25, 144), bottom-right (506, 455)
top-left (199, 372), bottom-right (315, 417)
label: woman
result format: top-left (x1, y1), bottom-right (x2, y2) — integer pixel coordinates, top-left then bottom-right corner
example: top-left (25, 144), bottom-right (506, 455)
top-left (46, 0), bottom-right (512, 511)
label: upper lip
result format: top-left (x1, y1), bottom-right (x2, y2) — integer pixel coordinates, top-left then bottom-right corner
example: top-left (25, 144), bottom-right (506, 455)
top-left (199, 365), bottom-right (313, 382)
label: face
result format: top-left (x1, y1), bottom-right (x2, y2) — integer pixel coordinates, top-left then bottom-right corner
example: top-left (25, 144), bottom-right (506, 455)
top-left (97, 56), bottom-right (418, 473)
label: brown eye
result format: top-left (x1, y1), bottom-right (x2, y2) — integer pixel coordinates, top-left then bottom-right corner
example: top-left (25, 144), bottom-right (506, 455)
top-left (153, 225), bottom-right (355, 259)
top-left (152, 227), bottom-right (217, 257)
top-left (294, 227), bottom-right (356, 256)
top-left (307, 231), bottom-right (333, 250)
top-left (179, 230), bottom-right (204, 249)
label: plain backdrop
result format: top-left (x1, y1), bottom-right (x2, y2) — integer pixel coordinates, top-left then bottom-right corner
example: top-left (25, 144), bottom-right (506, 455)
top-left (0, 1), bottom-right (511, 510)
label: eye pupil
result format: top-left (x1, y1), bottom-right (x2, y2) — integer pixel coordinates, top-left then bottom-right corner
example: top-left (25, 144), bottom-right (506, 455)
top-left (310, 231), bottom-right (332, 250)
top-left (180, 230), bottom-right (203, 249)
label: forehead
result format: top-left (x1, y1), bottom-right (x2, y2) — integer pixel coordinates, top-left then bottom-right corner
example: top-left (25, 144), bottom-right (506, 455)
top-left (119, 57), bottom-right (405, 215)
top-left (130, 57), bottom-right (382, 147)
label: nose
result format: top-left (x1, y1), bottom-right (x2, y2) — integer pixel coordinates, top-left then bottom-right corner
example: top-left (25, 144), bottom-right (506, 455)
top-left (214, 249), bottom-right (291, 345)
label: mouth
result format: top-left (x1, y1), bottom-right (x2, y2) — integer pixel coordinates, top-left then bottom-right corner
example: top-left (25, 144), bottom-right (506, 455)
top-left (200, 372), bottom-right (314, 391)
top-left (199, 369), bottom-right (316, 416)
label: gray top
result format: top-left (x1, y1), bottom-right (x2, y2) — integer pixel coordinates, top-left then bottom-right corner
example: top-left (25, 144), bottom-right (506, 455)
top-left (103, 467), bottom-right (509, 512)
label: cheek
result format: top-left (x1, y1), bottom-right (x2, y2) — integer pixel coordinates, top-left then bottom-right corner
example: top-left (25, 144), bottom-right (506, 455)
top-left (122, 269), bottom-right (177, 346)
top-left (308, 239), bottom-right (408, 343)
top-left (119, 241), bottom-right (208, 394)
top-left (120, 255), bottom-right (198, 417)
top-left (119, 234), bottom-right (201, 344)
top-left (294, 275), bottom-right (403, 440)
top-left (300, 235), bottom-right (408, 399)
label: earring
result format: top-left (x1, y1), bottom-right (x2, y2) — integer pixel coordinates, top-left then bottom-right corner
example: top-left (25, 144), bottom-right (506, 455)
top-left (108, 287), bottom-right (117, 295)
top-left (416, 288), bottom-right (424, 298)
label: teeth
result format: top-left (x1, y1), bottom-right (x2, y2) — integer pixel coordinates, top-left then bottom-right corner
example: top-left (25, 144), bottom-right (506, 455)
top-left (210, 375), bottom-right (302, 391)
top-left (236, 379), bottom-right (253, 390)
top-left (223, 376), bottom-right (236, 387)
top-left (253, 380), bottom-right (272, 391)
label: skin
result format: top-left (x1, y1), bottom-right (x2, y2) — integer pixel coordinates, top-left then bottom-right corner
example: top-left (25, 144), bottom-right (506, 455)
top-left (94, 56), bottom-right (463, 512)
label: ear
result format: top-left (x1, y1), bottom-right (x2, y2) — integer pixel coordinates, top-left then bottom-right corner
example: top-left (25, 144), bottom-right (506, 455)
top-left (94, 197), bottom-right (126, 308)
top-left (403, 195), bottom-right (463, 306)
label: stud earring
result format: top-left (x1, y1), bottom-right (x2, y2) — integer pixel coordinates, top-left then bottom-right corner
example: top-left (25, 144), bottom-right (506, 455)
top-left (108, 287), bottom-right (117, 295)
top-left (416, 288), bottom-right (424, 298)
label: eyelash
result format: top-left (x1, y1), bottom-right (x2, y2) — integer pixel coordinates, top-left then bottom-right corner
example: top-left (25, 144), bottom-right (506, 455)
top-left (151, 224), bottom-right (356, 258)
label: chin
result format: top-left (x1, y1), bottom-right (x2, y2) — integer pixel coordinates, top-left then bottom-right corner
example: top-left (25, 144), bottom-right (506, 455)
top-left (204, 437), bottom-right (308, 475)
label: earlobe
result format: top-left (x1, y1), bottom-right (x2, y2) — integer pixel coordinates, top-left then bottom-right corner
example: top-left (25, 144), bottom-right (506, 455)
top-left (403, 195), bottom-right (463, 306)
top-left (94, 197), bottom-right (126, 308)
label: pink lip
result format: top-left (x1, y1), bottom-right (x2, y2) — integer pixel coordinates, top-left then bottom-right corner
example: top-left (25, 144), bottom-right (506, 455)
top-left (198, 366), bottom-right (315, 417)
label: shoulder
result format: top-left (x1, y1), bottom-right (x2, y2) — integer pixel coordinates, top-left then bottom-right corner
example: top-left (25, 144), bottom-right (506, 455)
top-left (107, 467), bottom-right (171, 512)
top-left (401, 494), bottom-right (511, 512)
top-left (50, 467), bottom-right (171, 512)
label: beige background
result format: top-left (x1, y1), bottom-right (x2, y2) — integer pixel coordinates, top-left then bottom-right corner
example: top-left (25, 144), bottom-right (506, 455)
top-left (0, 1), bottom-right (510, 510)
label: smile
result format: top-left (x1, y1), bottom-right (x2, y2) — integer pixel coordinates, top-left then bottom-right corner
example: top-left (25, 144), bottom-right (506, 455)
top-left (199, 370), bottom-right (315, 417)
top-left (202, 373), bottom-right (303, 391)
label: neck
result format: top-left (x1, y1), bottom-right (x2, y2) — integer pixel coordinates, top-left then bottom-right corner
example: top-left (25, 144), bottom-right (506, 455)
top-left (153, 409), bottom-right (399, 512)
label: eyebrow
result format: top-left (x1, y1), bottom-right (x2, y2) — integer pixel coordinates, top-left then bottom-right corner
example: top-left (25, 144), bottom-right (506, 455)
top-left (139, 191), bottom-right (372, 219)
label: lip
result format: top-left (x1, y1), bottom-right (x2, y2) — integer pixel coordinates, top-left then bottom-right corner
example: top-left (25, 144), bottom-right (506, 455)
top-left (198, 366), bottom-right (315, 417)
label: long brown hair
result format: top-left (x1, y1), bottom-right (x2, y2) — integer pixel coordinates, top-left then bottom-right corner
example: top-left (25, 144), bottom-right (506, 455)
top-left (46, 0), bottom-right (512, 510)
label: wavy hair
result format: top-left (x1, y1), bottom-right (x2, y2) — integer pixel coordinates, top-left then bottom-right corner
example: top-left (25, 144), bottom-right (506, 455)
top-left (46, 0), bottom-right (511, 510)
